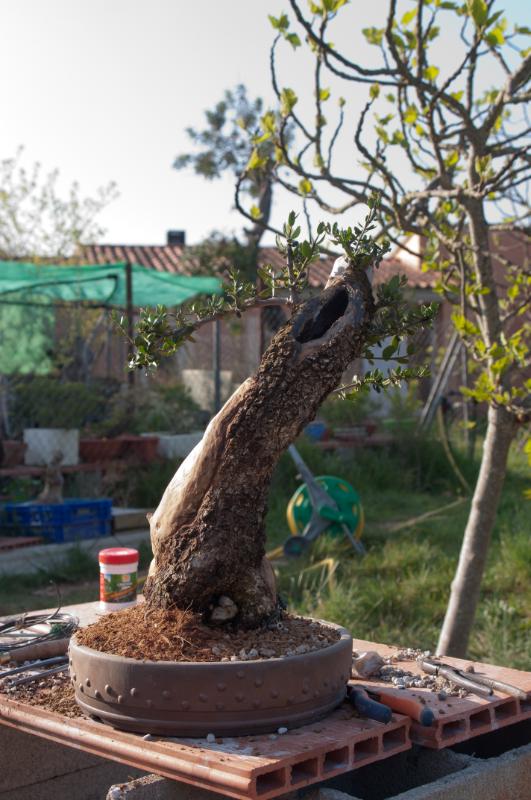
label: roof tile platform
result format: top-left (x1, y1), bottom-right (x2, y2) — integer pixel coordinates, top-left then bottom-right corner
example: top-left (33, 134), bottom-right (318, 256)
top-left (0, 696), bottom-right (410, 800)
top-left (351, 638), bottom-right (531, 749)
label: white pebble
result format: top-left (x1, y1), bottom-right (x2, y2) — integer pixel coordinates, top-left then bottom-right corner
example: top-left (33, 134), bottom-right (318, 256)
top-left (109, 789), bottom-right (122, 799)
top-left (206, 733), bottom-right (216, 743)
top-left (277, 727), bottom-right (288, 735)
top-left (142, 733), bottom-right (155, 741)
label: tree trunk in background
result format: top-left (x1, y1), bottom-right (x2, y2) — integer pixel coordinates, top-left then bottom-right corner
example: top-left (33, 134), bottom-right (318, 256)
top-left (144, 266), bottom-right (374, 627)
top-left (437, 404), bottom-right (516, 657)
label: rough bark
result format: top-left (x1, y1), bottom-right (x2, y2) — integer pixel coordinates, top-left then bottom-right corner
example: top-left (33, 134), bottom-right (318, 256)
top-left (144, 265), bottom-right (374, 627)
top-left (436, 403), bottom-right (516, 657)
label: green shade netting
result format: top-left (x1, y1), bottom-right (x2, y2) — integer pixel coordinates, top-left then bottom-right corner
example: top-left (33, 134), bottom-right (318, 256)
top-left (0, 261), bottom-right (222, 307)
top-left (0, 261), bottom-right (222, 375)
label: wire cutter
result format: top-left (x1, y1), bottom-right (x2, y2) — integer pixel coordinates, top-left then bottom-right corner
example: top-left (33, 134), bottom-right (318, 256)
top-left (347, 685), bottom-right (435, 727)
top-left (419, 658), bottom-right (528, 701)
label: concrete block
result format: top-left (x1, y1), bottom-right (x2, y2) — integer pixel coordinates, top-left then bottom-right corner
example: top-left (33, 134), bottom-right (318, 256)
top-left (106, 774), bottom-right (228, 800)
top-left (0, 725), bottom-right (144, 799)
top-left (321, 748), bottom-right (469, 799)
top-left (1, 763), bottom-right (143, 800)
top-left (388, 742), bottom-right (531, 800)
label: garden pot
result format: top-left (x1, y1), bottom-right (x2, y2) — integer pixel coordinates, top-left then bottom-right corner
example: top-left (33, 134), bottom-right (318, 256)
top-left (69, 621), bottom-right (352, 736)
top-left (118, 435), bottom-right (159, 463)
top-left (23, 428), bottom-right (79, 466)
top-left (80, 438), bottom-right (125, 462)
top-left (1, 440), bottom-right (26, 468)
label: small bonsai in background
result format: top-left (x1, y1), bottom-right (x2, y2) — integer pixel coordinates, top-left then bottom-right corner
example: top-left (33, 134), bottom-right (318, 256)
top-left (118, 199), bottom-right (437, 629)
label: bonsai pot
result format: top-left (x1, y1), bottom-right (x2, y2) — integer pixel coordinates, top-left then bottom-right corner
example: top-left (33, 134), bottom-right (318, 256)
top-left (69, 621), bottom-right (352, 736)
top-left (80, 438), bottom-right (125, 462)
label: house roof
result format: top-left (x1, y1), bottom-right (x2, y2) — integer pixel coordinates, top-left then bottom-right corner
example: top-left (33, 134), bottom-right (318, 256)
top-left (81, 241), bottom-right (436, 290)
top-left (81, 243), bottom-right (189, 275)
top-left (257, 244), bottom-right (437, 290)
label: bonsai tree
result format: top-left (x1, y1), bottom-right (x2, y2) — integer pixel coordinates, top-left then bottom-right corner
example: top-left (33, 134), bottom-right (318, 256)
top-left (120, 201), bottom-right (436, 628)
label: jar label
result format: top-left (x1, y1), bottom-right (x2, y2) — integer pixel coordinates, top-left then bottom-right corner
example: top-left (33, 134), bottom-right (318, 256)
top-left (100, 571), bottom-right (138, 604)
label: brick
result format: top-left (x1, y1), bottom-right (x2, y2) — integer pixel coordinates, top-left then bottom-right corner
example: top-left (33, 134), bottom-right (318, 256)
top-left (350, 638), bottom-right (531, 749)
top-left (0, 696), bottom-right (410, 800)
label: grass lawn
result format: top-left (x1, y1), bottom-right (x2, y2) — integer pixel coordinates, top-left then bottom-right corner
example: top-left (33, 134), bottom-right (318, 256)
top-left (1, 431), bottom-right (529, 670)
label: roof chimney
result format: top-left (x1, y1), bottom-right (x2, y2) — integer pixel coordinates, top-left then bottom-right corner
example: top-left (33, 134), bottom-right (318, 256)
top-left (167, 230), bottom-right (186, 246)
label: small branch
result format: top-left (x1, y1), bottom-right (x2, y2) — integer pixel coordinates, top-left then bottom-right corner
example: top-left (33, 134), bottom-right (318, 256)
top-left (286, 243), bottom-right (300, 304)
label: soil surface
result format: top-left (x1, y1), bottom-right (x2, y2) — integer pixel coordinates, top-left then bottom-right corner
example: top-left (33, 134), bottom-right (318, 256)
top-left (1, 672), bottom-right (80, 717)
top-left (75, 606), bottom-right (341, 662)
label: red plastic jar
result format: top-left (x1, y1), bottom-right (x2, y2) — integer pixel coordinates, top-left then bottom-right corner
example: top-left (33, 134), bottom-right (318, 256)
top-left (99, 547), bottom-right (139, 612)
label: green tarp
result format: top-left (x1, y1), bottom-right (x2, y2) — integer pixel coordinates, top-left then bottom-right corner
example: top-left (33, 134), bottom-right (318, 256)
top-left (0, 261), bottom-right (222, 307)
top-left (0, 261), bottom-right (222, 375)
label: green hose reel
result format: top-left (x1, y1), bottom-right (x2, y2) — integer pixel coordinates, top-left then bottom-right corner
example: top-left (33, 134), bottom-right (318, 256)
top-left (285, 473), bottom-right (365, 557)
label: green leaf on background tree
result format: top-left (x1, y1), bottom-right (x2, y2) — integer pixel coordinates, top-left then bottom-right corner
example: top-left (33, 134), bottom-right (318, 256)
top-left (445, 150), bottom-right (459, 167)
top-left (467, 0), bottom-right (488, 28)
top-left (370, 83), bottom-right (380, 99)
top-left (250, 205), bottom-right (262, 220)
top-left (362, 27), bottom-right (384, 45)
top-left (401, 9), bottom-right (417, 25)
top-left (319, 87), bottom-right (331, 101)
top-left (261, 111), bottom-right (277, 134)
top-left (485, 26), bottom-right (505, 46)
top-left (280, 87), bottom-right (298, 116)
top-left (269, 13), bottom-right (289, 30)
top-left (404, 105), bottom-right (418, 124)
top-left (423, 65), bottom-right (440, 81)
top-left (299, 178), bottom-right (313, 195)
top-left (246, 149), bottom-right (266, 171)
top-left (286, 32), bottom-right (302, 48)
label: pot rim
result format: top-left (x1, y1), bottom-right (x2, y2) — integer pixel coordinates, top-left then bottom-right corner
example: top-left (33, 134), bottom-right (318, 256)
top-left (70, 617), bottom-right (351, 668)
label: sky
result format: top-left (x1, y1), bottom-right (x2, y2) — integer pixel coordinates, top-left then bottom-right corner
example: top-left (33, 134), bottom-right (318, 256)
top-left (0, 0), bottom-right (528, 248)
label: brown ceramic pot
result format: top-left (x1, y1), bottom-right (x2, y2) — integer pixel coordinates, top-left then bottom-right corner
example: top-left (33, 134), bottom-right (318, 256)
top-left (69, 621), bottom-right (352, 736)
top-left (79, 438), bottom-right (124, 462)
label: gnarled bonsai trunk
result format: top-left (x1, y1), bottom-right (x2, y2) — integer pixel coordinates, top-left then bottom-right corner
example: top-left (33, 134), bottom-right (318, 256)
top-left (144, 265), bottom-right (374, 627)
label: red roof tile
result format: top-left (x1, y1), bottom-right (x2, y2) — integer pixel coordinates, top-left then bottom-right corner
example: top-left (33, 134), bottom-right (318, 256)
top-left (81, 243), bottom-right (189, 275)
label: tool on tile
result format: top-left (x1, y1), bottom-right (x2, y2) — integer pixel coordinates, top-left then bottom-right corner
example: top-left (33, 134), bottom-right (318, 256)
top-left (347, 685), bottom-right (392, 724)
top-left (6, 662), bottom-right (69, 687)
top-left (283, 444), bottom-right (365, 557)
top-left (0, 656), bottom-right (69, 681)
top-left (366, 687), bottom-right (435, 727)
top-left (419, 658), bottom-right (528, 701)
top-left (0, 638), bottom-right (70, 665)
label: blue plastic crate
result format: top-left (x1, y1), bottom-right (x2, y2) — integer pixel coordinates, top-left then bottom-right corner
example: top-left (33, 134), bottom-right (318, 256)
top-left (1, 498), bottom-right (113, 543)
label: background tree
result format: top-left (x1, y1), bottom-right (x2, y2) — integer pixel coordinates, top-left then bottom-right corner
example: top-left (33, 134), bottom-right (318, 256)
top-left (174, 84), bottom-right (285, 252)
top-left (235, 0), bottom-right (530, 656)
top-left (0, 149), bottom-right (118, 388)
top-left (0, 148), bottom-right (117, 260)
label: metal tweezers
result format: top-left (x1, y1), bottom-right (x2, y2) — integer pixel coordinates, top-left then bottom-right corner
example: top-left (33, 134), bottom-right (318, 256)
top-left (419, 658), bottom-right (528, 701)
